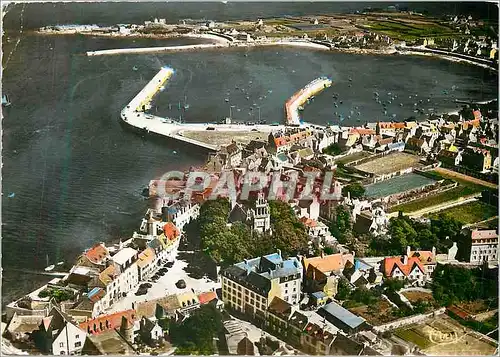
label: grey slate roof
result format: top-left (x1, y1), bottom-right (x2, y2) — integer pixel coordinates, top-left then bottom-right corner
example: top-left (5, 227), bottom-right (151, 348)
top-left (319, 302), bottom-right (366, 330)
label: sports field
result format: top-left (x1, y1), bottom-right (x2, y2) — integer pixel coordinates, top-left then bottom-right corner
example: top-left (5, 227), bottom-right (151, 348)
top-left (394, 315), bottom-right (497, 355)
top-left (364, 173), bottom-right (436, 198)
top-left (354, 152), bottom-right (422, 176)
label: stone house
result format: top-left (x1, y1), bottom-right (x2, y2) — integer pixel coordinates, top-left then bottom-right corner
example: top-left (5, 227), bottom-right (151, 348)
top-left (34, 306), bottom-right (86, 355)
top-left (302, 252), bottom-right (355, 297)
top-left (382, 256), bottom-right (426, 286)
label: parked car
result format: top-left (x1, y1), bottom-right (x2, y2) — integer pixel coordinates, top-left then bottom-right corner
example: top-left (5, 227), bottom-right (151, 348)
top-left (176, 279), bottom-right (186, 289)
top-left (166, 261), bottom-right (174, 268)
top-left (140, 283), bottom-right (152, 289)
top-left (135, 288), bottom-right (148, 296)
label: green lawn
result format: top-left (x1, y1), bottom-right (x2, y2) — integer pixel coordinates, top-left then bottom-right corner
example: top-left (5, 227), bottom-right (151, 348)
top-left (427, 201), bottom-right (498, 224)
top-left (394, 328), bottom-right (432, 350)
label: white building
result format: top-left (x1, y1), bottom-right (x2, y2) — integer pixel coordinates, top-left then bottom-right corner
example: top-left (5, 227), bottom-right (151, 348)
top-left (162, 200), bottom-right (200, 232)
top-left (248, 193), bottom-right (271, 233)
top-left (469, 229), bottom-right (498, 264)
top-left (37, 306), bottom-right (86, 355)
top-left (221, 251), bottom-right (303, 323)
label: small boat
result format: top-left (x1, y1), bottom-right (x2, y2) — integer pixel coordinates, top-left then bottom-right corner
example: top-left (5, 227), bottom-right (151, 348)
top-left (159, 86), bottom-right (165, 92)
top-left (298, 105), bottom-right (304, 111)
top-left (132, 66), bottom-right (138, 71)
top-left (44, 265), bottom-right (55, 272)
top-left (348, 77), bottom-right (352, 81)
top-left (2, 94), bottom-right (11, 107)
top-left (225, 98), bottom-right (229, 102)
top-left (399, 103), bottom-right (403, 107)
top-left (56, 261), bottom-right (64, 266)
top-left (8, 192), bottom-right (15, 198)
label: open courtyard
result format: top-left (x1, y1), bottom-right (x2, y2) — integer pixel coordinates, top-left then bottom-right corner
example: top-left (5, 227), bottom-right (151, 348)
top-left (181, 130), bottom-right (267, 147)
top-left (354, 152), bottom-right (422, 176)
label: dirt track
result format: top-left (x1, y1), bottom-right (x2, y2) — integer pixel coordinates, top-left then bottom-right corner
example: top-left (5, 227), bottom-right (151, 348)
top-left (435, 167), bottom-right (498, 189)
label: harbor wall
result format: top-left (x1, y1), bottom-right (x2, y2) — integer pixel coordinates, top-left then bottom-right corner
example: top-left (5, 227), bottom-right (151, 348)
top-left (285, 77), bottom-right (332, 125)
top-left (87, 43), bottom-right (227, 56)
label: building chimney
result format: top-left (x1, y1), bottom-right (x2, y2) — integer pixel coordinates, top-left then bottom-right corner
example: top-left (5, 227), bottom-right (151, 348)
top-left (403, 255), bottom-right (408, 265)
top-left (320, 251), bottom-right (325, 258)
top-left (432, 246), bottom-right (436, 257)
top-left (277, 249), bottom-right (282, 258)
top-left (406, 246), bottom-right (411, 257)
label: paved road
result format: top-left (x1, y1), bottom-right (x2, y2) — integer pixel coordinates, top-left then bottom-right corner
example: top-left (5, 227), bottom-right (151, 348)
top-left (435, 167), bottom-right (498, 189)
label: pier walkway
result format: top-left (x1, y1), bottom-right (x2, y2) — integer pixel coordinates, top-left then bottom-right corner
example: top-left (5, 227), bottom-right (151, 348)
top-left (121, 66), bottom-right (288, 151)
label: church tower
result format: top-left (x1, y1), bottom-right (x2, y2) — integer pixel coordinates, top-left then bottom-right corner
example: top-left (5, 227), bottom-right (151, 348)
top-left (252, 192), bottom-right (271, 233)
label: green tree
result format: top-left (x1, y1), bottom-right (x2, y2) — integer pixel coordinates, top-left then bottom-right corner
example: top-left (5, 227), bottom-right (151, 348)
top-left (329, 205), bottom-right (352, 243)
top-left (342, 182), bottom-right (366, 199)
top-left (170, 304), bottom-right (223, 355)
top-left (335, 278), bottom-right (351, 301)
top-left (323, 143), bottom-right (343, 155)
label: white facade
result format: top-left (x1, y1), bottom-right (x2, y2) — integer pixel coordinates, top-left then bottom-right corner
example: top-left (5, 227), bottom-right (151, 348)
top-left (164, 201), bottom-right (200, 232)
top-left (52, 323), bottom-right (86, 355)
top-left (469, 230), bottom-right (498, 264)
top-left (279, 279), bottom-right (301, 305)
top-left (470, 242), bottom-right (498, 264)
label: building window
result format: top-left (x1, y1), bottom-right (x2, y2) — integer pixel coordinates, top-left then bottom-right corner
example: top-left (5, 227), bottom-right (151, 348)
top-left (75, 335), bottom-right (79, 339)
top-left (75, 342), bottom-right (81, 348)
top-left (60, 343), bottom-right (64, 347)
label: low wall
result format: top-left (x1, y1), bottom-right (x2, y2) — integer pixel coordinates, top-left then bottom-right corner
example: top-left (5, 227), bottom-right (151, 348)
top-left (385, 182), bottom-right (458, 208)
top-left (373, 307), bottom-right (446, 333)
top-left (440, 162), bottom-right (499, 184)
top-left (5, 305), bottom-right (48, 321)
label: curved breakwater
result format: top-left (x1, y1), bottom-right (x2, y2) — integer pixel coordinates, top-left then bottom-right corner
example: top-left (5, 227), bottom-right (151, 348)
top-left (285, 77), bottom-right (333, 125)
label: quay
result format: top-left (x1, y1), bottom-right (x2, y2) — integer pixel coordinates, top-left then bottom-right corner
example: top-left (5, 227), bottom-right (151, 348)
top-left (121, 66), bottom-right (289, 152)
top-left (284, 77), bottom-right (333, 125)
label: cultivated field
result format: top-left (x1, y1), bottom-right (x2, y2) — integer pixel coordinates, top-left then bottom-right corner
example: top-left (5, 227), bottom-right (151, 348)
top-left (348, 298), bottom-right (396, 326)
top-left (401, 290), bottom-right (439, 308)
top-left (182, 130), bottom-right (267, 147)
top-left (395, 315), bottom-right (497, 355)
top-left (427, 201), bottom-right (498, 225)
top-left (354, 152), bottom-right (422, 176)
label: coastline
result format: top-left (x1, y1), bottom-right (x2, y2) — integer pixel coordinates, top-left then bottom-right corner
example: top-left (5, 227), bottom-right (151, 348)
top-left (38, 29), bottom-right (497, 72)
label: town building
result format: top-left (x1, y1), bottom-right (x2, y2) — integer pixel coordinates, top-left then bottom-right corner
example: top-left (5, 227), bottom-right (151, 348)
top-left (34, 306), bottom-right (86, 355)
top-left (467, 229), bottom-right (498, 264)
top-left (221, 251), bottom-right (303, 324)
top-left (228, 193), bottom-right (271, 234)
top-left (406, 246), bottom-right (437, 278)
top-left (317, 302), bottom-right (367, 334)
top-left (302, 252), bottom-right (355, 297)
top-left (382, 255), bottom-right (426, 286)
